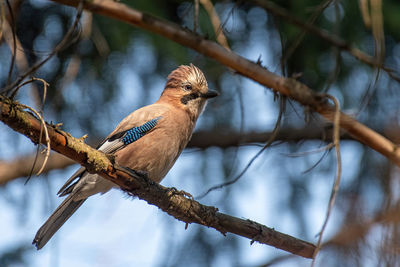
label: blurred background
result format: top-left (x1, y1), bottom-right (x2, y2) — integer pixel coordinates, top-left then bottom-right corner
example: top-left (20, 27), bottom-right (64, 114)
top-left (1, 0), bottom-right (400, 266)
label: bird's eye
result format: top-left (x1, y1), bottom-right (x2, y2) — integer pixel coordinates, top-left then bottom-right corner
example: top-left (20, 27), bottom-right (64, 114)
top-left (184, 84), bottom-right (192, 91)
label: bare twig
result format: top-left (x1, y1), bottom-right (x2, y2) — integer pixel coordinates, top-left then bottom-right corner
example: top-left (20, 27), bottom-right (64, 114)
top-left (58, 11), bottom-right (94, 91)
top-left (1, 0), bottom-right (84, 96)
top-left (301, 147), bottom-right (331, 174)
top-left (283, 143), bottom-right (334, 157)
top-left (197, 96), bottom-right (285, 198)
top-left (200, 0), bottom-right (230, 50)
top-left (0, 97), bottom-right (316, 258)
top-left (18, 103), bottom-right (50, 176)
top-left (248, 0), bottom-right (400, 83)
top-left (312, 94), bottom-right (342, 265)
top-left (0, 1), bottom-right (5, 41)
top-left (370, 0), bottom-right (385, 64)
top-left (8, 76), bottom-right (50, 180)
top-left (281, 0), bottom-right (333, 67)
top-left (357, 68), bottom-right (381, 115)
top-left (2, 16), bottom-right (42, 106)
top-left (4, 0), bottom-right (16, 85)
top-left (194, 0), bottom-right (199, 32)
top-left (323, 0), bottom-right (341, 93)
top-left (359, 0), bottom-right (371, 29)
top-left (91, 19), bottom-right (110, 56)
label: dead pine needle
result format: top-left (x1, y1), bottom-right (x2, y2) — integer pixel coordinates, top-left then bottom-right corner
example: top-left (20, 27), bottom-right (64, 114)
top-left (311, 94), bottom-right (342, 266)
top-left (19, 104), bottom-right (51, 179)
top-left (283, 143), bottom-right (334, 158)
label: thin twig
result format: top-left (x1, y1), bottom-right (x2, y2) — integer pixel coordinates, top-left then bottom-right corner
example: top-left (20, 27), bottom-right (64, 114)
top-left (197, 96), bottom-right (285, 198)
top-left (311, 94), bottom-right (342, 265)
top-left (370, 0), bottom-right (385, 65)
top-left (194, 0), bottom-right (199, 32)
top-left (0, 0), bottom-right (5, 41)
top-left (1, 0), bottom-right (84, 96)
top-left (10, 77), bottom-right (48, 103)
top-left (34, 77), bottom-right (49, 109)
top-left (323, 0), bottom-right (341, 93)
top-left (283, 143), bottom-right (334, 157)
top-left (28, 78), bottom-right (49, 180)
top-left (301, 147), bottom-right (331, 174)
top-left (359, 0), bottom-right (371, 29)
top-left (3, 21), bottom-right (42, 106)
top-left (18, 104), bottom-right (50, 176)
top-left (249, 0), bottom-right (400, 83)
top-left (5, 0), bottom-right (16, 85)
top-left (357, 68), bottom-right (381, 116)
top-left (200, 0), bottom-right (230, 50)
top-left (282, 0), bottom-right (333, 66)
top-left (11, 77), bottom-right (50, 180)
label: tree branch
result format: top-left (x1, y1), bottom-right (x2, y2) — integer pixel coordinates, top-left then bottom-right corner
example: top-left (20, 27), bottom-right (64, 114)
top-left (325, 205), bottom-right (400, 248)
top-left (248, 0), bottom-right (399, 82)
top-left (0, 152), bottom-right (75, 186)
top-left (0, 96), bottom-right (316, 258)
top-left (0, 123), bottom-right (360, 186)
top-left (190, 125), bottom-right (353, 148)
top-left (46, 0), bottom-right (400, 168)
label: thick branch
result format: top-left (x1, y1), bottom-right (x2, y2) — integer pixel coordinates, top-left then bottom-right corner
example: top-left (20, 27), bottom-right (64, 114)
top-left (47, 0), bottom-right (400, 167)
top-left (0, 97), bottom-right (316, 258)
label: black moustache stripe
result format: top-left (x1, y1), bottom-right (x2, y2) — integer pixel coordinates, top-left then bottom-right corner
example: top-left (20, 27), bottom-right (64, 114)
top-left (181, 93), bottom-right (200, 104)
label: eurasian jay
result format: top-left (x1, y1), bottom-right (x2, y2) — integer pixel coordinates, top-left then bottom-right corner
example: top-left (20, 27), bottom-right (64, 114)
top-left (33, 64), bottom-right (218, 249)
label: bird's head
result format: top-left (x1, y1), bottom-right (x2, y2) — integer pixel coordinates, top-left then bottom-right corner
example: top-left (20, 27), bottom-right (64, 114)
top-left (160, 64), bottom-right (219, 119)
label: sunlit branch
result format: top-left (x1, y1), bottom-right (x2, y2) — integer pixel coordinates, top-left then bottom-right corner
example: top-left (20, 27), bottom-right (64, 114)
top-left (0, 96), bottom-right (316, 258)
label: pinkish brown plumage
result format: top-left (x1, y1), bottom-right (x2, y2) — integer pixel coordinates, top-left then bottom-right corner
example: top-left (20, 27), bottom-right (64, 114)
top-left (33, 64), bottom-right (218, 249)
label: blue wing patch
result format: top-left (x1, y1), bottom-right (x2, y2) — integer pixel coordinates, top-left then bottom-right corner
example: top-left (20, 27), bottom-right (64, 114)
top-left (122, 116), bottom-right (162, 145)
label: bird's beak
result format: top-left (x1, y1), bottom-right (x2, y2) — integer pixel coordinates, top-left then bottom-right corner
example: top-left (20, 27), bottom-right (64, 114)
top-left (201, 90), bottom-right (219, 99)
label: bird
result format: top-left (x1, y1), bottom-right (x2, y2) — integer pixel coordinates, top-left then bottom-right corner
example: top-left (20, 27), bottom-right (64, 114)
top-left (33, 64), bottom-right (218, 249)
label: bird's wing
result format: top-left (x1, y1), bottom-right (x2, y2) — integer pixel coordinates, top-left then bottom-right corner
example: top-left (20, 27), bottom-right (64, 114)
top-left (95, 103), bottom-right (170, 153)
top-left (57, 104), bottom-right (169, 197)
top-left (57, 117), bottom-right (162, 197)
top-left (57, 117), bottom-right (165, 197)
top-left (96, 116), bottom-right (162, 154)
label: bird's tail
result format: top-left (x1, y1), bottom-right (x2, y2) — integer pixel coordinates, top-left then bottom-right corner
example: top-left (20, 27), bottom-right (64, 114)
top-left (33, 195), bottom-right (86, 250)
